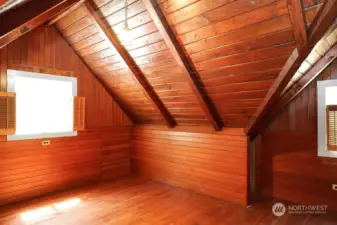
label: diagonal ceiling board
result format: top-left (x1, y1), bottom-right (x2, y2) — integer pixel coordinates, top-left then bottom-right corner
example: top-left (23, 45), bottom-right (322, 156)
top-left (0, 0), bottom-right (83, 48)
top-left (48, 0), bottom-right (86, 25)
top-left (245, 0), bottom-right (337, 136)
top-left (53, 26), bottom-right (140, 124)
top-left (152, 0), bottom-right (296, 128)
top-left (84, 0), bottom-right (176, 128)
top-left (142, 0), bottom-right (223, 131)
top-left (265, 43), bottom-right (337, 128)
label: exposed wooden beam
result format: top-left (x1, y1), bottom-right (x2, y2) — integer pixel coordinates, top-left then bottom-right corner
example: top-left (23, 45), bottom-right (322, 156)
top-left (47, 0), bottom-right (85, 25)
top-left (0, 0), bottom-right (82, 48)
top-left (287, 0), bottom-right (307, 49)
top-left (307, 0), bottom-right (337, 46)
top-left (245, 0), bottom-right (337, 136)
top-left (84, 0), bottom-right (176, 128)
top-left (53, 27), bottom-right (140, 124)
top-left (263, 44), bottom-right (337, 130)
top-left (142, 0), bottom-right (223, 131)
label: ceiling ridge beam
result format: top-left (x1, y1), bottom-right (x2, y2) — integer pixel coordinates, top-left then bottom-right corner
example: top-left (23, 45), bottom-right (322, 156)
top-left (142, 0), bottom-right (223, 131)
top-left (286, 0), bottom-right (307, 50)
top-left (84, 0), bottom-right (176, 128)
top-left (245, 0), bottom-right (337, 136)
top-left (0, 0), bottom-right (82, 48)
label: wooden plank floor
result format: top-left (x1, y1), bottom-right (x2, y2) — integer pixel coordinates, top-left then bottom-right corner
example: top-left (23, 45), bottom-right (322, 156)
top-left (0, 177), bottom-right (336, 225)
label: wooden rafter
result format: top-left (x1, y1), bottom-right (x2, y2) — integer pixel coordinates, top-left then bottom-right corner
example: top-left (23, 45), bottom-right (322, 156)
top-left (53, 28), bottom-right (140, 125)
top-left (142, 0), bottom-right (223, 131)
top-left (263, 44), bottom-right (337, 129)
top-left (0, 0), bottom-right (82, 48)
top-left (287, 0), bottom-right (307, 49)
top-left (245, 0), bottom-right (337, 136)
top-left (84, 0), bottom-right (176, 128)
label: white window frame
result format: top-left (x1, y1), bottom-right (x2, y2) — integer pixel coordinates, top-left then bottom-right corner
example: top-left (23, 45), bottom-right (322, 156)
top-left (317, 79), bottom-right (337, 158)
top-left (7, 69), bottom-right (78, 141)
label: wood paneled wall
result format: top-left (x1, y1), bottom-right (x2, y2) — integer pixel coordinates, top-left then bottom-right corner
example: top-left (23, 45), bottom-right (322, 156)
top-left (0, 26), bottom-right (132, 206)
top-left (131, 125), bottom-right (248, 205)
top-left (257, 59), bottom-right (337, 210)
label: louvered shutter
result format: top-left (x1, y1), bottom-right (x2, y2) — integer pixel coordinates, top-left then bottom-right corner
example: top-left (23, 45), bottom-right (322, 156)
top-left (74, 96), bottom-right (85, 131)
top-left (326, 105), bottom-right (337, 151)
top-left (0, 92), bottom-right (16, 135)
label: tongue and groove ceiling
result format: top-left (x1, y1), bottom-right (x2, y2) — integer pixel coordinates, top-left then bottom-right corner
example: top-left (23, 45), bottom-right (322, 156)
top-left (55, 0), bottom-right (299, 128)
top-left (1, 0), bottom-right (330, 129)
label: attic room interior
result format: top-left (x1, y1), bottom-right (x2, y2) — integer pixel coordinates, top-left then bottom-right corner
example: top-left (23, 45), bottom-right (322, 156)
top-left (0, 0), bottom-right (337, 224)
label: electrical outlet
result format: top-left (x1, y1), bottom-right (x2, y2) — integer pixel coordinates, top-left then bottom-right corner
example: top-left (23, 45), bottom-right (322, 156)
top-left (333, 184), bottom-right (337, 191)
top-left (42, 140), bottom-right (50, 146)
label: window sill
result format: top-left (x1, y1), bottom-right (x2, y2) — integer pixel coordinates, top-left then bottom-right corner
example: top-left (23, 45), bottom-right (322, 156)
top-left (7, 131), bottom-right (77, 141)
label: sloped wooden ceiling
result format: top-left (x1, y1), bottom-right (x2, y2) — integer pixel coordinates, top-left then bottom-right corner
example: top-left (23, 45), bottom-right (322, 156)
top-left (51, 0), bottom-right (331, 128)
top-left (303, 0), bottom-right (325, 26)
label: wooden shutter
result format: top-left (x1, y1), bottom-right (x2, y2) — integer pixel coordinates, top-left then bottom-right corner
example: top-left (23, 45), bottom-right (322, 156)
top-left (74, 96), bottom-right (85, 131)
top-left (0, 92), bottom-right (16, 135)
top-left (326, 105), bottom-right (337, 151)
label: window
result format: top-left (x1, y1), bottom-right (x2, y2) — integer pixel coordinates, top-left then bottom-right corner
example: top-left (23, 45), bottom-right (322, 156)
top-left (317, 80), bottom-right (337, 158)
top-left (7, 69), bottom-right (78, 140)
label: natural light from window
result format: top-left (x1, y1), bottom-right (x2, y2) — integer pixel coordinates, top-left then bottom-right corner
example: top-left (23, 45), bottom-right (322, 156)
top-left (20, 198), bottom-right (81, 223)
top-left (317, 80), bottom-right (337, 158)
top-left (7, 70), bottom-right (77, 140)
top-left (326, 86), bottom-right (337, 105)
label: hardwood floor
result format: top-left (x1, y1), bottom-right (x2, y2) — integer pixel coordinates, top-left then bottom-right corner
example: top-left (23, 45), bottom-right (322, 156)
top-left (0, 177), bottom-right (336, 225)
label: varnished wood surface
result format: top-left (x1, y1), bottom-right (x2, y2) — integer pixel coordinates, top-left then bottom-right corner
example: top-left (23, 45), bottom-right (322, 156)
top-left (0, 25), bottom-right (131, 126)
top-left (143, 0), bottom-right (223, 131)
top-left (0, 126), bottom-right (132, 207)
top-left (253, 26), bottom-right (337, 132)
top-left (246, 0), bottom-right (337, 135)
top-left (84, 0), bottom-right (176, 128)
top-left (131, 125), bottom-right (248, 205)
top-left (53, 0), bottom-right (306, 127)
top-left (256, 59), bottom-right (337, 211)
top-left (1, 176), bottom-right (337, 225)
top-left (0, 0), bottom-right (83, 48)
top-left (55, 2), bottom-right (169, 125)
top-left (0, 26), bottom-right (132, 206)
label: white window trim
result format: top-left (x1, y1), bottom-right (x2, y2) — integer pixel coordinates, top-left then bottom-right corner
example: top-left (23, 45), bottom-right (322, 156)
top-left (6, 69), bottom-right (78, 141)
top-left (317, 79), bottom-right (337, 158)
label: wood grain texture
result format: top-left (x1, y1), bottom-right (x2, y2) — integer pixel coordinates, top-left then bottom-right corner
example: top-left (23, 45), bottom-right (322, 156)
top-left (84, 0), bottom-right (176, 128)
top-left (143, 0), bottom-right (223, 131)
top-left (158, 0), bottom-right (295, 128)
top-left (286, 0), bottom-right (307, 49)
top-left (53, 0), bottom-right (299, 128)
top-left (131, 125), bottom-right (248, 205)
top-left (257, 59), bottom-right (337, 210)
top-left (55, 3), bottom-right (168, 126)
top-left (246, 0), bottom-right (337, 136)
top-left (1, 177), bottom-right (337, 224)
top-left (254, 29), bottom-right (337, 133)
top-left (0, 0), bottom-right (83, 48)
top-left (0, 26), bottom-right (132, 206)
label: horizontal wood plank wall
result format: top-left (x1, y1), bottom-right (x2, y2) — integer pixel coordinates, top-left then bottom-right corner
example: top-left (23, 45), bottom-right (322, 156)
top-left (258, 59), bottom-right (337, 210)
top-left (131, 125), bottom-right (248, 205)
top-left (0, 26), bottom-right (132, 206)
